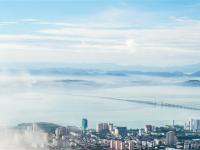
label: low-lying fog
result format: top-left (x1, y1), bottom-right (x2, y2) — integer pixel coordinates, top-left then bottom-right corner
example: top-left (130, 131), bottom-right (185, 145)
top-left (0, 128), bottom-right (47, 150)
top-left (0, 71), bottom-right (200, 129)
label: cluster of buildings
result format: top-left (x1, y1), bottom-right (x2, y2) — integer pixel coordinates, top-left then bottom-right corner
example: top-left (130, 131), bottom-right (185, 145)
top-left (19, 118), bottom-right (200, 150)
top-left (96, 122), bottom-right (127, 138)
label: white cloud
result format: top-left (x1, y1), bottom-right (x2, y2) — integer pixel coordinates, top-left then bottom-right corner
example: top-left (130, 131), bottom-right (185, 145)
top-left (125, 39), bottom-right (137, 53)
top-left (0, 15), bottom-right (200, 66)
top-left (0, 21), bottom-right (18, 26)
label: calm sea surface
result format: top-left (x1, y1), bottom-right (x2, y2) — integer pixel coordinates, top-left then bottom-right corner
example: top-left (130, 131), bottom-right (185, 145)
top-left (0, 74), bottom-right (200, 128)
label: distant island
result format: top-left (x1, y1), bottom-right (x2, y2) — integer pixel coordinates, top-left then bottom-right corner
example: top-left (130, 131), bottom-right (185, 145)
top-left (182, 80), bottom-right (200, 87)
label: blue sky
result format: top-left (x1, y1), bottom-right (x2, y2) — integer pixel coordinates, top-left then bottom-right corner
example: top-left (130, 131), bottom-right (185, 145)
top-left (0, 0), bottom-right (200, 66)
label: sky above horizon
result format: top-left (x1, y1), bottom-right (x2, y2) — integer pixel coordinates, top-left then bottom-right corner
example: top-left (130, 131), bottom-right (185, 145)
top-left (0, 0), bottom-right (200, 66)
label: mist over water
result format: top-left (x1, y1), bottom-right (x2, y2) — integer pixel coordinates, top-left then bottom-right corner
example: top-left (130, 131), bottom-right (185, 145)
top-left (0, 71), bottom-right (200, 129)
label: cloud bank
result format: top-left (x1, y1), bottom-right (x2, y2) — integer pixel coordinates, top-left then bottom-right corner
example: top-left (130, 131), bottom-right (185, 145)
top-left (0, 3), bottom-right (200, 66)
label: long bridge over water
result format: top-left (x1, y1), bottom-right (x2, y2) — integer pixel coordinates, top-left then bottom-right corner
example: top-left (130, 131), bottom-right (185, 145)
top-left (77, 95), bottom-right (200, 111)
